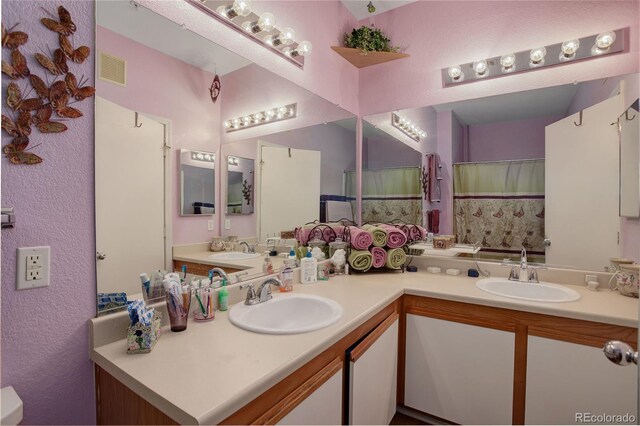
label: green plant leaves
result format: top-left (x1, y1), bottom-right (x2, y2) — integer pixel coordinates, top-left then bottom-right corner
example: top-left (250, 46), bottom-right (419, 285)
top-left (343, 25), bottom-right (398, 54)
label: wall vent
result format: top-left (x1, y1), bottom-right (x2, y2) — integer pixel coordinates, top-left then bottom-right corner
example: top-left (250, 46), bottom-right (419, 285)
top-left (99, 51), bottom-right (126, 86)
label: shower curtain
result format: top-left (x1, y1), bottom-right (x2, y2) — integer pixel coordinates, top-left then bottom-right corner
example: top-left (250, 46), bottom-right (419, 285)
top-left (347, 167), bottom-right (422, 224)
top-left (453, 159), bottom-right (545, 257)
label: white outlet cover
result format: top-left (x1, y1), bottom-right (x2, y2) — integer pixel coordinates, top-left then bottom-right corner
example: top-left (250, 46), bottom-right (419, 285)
top-left (225, 219), bottom-right (231, 230)
top-left (207, 220), bottom-right (214, 231)
top-left (17, 246), bottom-right (50, 290)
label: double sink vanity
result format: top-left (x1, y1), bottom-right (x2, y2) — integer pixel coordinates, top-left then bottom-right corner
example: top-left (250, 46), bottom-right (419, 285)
top-left (90, 257), bottom-right (638, 425)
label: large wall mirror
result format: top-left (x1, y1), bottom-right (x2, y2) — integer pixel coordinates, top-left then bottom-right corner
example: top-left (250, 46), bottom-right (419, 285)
top-left (94, 0), bottom-right (355, 311)
top-left (365, 72), bottom-right (639, 272)
top-left (619, 99), bottom-right (639, 218)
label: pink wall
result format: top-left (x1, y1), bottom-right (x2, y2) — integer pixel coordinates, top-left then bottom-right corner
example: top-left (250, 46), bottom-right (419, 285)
top-left (359, 1), bottom-right (639, 116)
top-left (1, 1), bottom-right (96, 424)
top-left (220, 123), bottom-right (357, 238)
top-left (96, 26), bottom-right (221, 244)
top-left (139, 0), bottom-right (360, 115)
top-left (363, 135), bottom-right (421, 170)
top-left (466, 115), bottom-right (564, 162)
top-left (220, 64), bottom-right (354, 144)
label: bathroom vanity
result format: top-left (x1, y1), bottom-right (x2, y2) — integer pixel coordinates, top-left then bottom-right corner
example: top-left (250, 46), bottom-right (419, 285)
top-left (90, 262), bottom-right (638, 425)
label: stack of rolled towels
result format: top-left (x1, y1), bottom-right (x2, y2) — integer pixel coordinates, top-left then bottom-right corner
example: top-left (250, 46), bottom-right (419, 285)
top-left (347, 224), bottom-right (426, 272)
top-left (295, 222), bottom-right (346, 246)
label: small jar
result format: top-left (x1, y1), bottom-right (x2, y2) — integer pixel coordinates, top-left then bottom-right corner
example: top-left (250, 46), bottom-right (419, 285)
top-left (609, 257), bottom-right (634, 273)
top-left (308, 238), bottom-right (328, 258)
top-left (329, 238), bottom-right (348, 258)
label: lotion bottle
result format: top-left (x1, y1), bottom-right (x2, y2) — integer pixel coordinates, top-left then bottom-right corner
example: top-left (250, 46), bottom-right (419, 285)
top-left (279, 259), bottom-right (294, 292)
top-left (300, 248), bottom-right (318, 284)
top-left (218, 279), bottom-right (229, 311)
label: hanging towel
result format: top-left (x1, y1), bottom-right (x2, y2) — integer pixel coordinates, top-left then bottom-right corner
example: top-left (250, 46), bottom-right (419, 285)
top-left (348, 250), bottom-right (373, 272)
top-left (429, 153), bottom-right (442, 202)
top-left (349, 226), bottom-right (373, 250)
top-left (427, 210), bottom-right (440, 234)
top-left (370, 247), bottom-right (387, 268)
top-left (385, 248), bottom-right (407, 270)
top-left (362, 224), bottom-right (388, 247)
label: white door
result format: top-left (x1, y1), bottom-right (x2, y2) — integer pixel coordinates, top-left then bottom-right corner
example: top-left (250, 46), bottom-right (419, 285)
top-left (260, 146), bottom-right (321, 242)
top-left (96, 97), bottom-right (166, 296)
top-left (545, 95), bottom-right (621, 270)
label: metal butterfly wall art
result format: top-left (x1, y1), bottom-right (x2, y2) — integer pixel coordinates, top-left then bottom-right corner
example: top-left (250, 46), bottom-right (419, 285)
top-left (1, 5), bottom-right (95, 165)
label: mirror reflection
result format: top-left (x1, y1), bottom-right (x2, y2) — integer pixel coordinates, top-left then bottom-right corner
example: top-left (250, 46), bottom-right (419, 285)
top-left (365, 72), bottom-right (639, 272)
top-left (180, 149), bottom-right (216, 216)
top-left (226, 156), bottom-right (254, 215)
top-left (619, 99), bottom-right (639, 218)
top-left (95, 0), bottom-right (355, 310)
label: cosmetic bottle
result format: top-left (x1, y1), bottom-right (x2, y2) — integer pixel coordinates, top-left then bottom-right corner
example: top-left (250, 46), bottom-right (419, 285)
top-left (300, 248), bottom-right (318, 284)
top-left (218, 279), bottom-right (228, 311)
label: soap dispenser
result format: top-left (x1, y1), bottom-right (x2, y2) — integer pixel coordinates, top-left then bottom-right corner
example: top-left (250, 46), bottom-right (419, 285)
top-left (288, 247), bottom-right (298, 268)
top-left (262, 251), bottom-right (274, 275)
top-left (300, 248), bottom-right (318, 284)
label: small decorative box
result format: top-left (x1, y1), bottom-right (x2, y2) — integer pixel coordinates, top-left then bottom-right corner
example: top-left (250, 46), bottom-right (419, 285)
top-left (127, 311), bottom-right (162, 354)
top-left (433, 236), bottom-right (454, 249)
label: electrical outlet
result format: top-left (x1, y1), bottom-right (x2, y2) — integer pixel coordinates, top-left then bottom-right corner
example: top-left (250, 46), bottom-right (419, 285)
top-left (17, 246), bottom-right (50, 290)
top-left (585, 274), bottom-right (598, 283)
top-left (207, 220), bottom-right (214, 231)
top-left (225, 219), bottom-right (231, 230)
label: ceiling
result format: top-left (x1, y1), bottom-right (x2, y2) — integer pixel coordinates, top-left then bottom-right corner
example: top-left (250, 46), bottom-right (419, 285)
top-left (97, 1), bottom-right (252, 75)
top-left (341, 0), bottom-right (417, 20)
top-left (432, 83), bottom-right (579, 125)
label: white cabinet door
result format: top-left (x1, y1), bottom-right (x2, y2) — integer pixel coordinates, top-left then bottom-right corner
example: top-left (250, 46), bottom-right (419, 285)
top-left (349, 314), bottom-right (399, 425)
top-left (525, 336), bottom-right (637, 425)
top-left (404, 314), bottom-right (515, 424)
top-left (277, 365), bottom-right (343, 425)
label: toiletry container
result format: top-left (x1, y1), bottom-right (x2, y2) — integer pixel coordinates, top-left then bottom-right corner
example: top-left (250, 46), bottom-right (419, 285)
top-left (288, 247), bottom-right (298, 268)
top-left (218, 279), bottom-right (229, 310)
top-left (280, 259), bottom-right (294, 292)
top-left (262, 252), bottom-right (274, 275)
top-left (300, 248), bottom-right (318, 284)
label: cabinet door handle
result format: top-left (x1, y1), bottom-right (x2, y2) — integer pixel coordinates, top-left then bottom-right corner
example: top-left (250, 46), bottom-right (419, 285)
top-left (603, 340), bottom-right (638, 366)
top-left (96, 252), bottom-right (107, 260)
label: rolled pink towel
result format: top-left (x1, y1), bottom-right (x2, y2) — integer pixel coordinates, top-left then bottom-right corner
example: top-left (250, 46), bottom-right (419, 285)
top-left (380, 224), bottom-right (407, 248)
top-left (349, 226), bottom-right (373, 250)
top-left (418, 225), bottom-right (427, 239)
top-left (322, 225), bottom-right (345, 243)
top-left (409, 225), bottom-right (422, 242)
top-left (295, 227), bottom-right (312, 245)
top-left (370, 246), bottom-right (387, 268)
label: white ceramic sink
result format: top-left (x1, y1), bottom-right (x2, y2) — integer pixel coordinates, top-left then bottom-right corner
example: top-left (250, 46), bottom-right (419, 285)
top-left (476, 278), bottom-right (581, 303)
top-left (228, 294), bottom-right (343, 334)
top-left (208, 252), bottom-right (260, 261)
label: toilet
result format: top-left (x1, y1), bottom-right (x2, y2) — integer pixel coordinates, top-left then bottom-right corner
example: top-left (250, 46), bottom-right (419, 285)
top-left (1, 386), bottom-right (23, 425)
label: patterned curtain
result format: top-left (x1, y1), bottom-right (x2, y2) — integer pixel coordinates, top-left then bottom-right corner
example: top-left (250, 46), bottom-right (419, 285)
top-left (453, 160), bottom-right (545, 257)
top-left (346, 167), bottom-right (422, 224)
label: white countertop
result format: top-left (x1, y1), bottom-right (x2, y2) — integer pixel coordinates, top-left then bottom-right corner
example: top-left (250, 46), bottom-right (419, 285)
top-left (90, 269), bottom-right (638, 425)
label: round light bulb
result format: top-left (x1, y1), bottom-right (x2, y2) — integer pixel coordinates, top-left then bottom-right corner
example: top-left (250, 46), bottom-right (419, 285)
top-left (265, 109), bottom-right (275, 118)
top-left (278, 106), bottom-right (288, 115)
top-left (216, 5), bottom-right (228, 16)
top-left (278, 27), bottom-right (295, 45)
top-left (241, 21), bottom-right (252, 32)
top-left (529, 47), bottom-right (546, 65)
top-left (288, 108), bottom-right (294, 116)
top-left (500, 53), bottom-right (516, 70)
top-left (448, 65), bottom-right (462, 79)
top-left (596, 31), bottom-right (616, 49)
top-left (252, 113), bottom-right (263, 121)
top-left (561, 39), bottom-right (580, 56)
top-left (197, 153), bottom-right (204, 160)
top-left (296, 41), bottom-right (313, 56)
top-left (473, 59), bottom-right (488, 76)
top-left (224, 121), bottom-right (231, 128)
top-left (257, 12), bottom-right (276, 31)
top-left (282, 47), bottom-right (293, 56)
top-left (232, 118), bottom-right (241, 125)
top-left (232, 0), bottom-right (251, 17)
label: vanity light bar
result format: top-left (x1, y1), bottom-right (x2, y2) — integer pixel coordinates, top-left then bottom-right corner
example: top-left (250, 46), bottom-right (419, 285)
top-left (391, 113), bottom-right (427, 142)
top-left (228, 156), bottom-right (239, 166)
top-left (224, 103), bottom-right (298, 133)
top-left (186, 0), bottom-right (310, 69)
top-left (442, 28), bottom-right (627, 87)
top-left (191, 151), bottom-right (215, 162)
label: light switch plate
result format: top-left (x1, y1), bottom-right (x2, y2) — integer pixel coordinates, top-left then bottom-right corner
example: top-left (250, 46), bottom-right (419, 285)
top-left (225, 219), bottom-right (231, 230)
top-left (207, 220), bottom-right (214, 231)
top-left (17, 246), bottom-right (50, 290)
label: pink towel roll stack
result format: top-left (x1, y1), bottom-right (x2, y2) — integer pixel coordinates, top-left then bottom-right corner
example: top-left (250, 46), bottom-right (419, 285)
top-left (370, 246), bottom-right (387, 268)
top-left (349, 226), bottom-right (373, 250)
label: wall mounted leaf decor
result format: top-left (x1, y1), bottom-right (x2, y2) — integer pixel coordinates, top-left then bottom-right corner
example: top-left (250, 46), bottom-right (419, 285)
top-left (1, 5), bottom-right (95, 165)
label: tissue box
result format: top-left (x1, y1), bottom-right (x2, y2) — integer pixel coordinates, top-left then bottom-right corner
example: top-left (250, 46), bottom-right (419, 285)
top-left (127, 311), bottom-right (162, 354)
top-left (433, 235), bottom-right (456, 249)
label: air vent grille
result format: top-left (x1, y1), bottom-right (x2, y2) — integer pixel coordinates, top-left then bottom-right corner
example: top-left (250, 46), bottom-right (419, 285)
top-left (99, 51), bottom-right (126, 86)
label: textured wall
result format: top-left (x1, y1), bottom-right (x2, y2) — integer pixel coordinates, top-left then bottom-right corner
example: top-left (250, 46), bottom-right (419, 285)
top-left (96, 25), bottom-right (221, 244)
top-left (1, 1), bottom-right (96, 424)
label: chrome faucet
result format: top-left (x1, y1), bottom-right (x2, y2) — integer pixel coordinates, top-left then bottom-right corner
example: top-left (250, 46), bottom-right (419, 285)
top-left (505, 247), bottom-right (545, 283)
top-left (240, 277), bottom-right (282, 305)
top-left (238, 241), bottom-right (255, 253)
top-left (210, 267), bottom-right (228, 282)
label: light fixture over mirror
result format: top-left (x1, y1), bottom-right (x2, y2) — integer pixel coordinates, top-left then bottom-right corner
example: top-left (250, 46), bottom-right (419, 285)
top-left (187, 0), bottom-right (311, 68)
top-left (391, 113), bottom-right (427, 142)
top-left (442, 28), bottom-right (627, 87)
top-left (224, 103), bottom-right (297, 132)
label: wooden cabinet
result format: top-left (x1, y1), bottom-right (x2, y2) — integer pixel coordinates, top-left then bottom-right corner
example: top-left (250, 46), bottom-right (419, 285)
top-left (172, 260), bottom-right (244, 276)
top-left (348, 313), bottom-right (399, 425)
top-left (525, 336), bottom-right (638, 425)
top-left (404, 314), bottom-right (515, 425)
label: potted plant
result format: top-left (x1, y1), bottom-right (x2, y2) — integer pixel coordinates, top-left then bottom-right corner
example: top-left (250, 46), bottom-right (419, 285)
top-left (343, 25), bottom-right (399, 55)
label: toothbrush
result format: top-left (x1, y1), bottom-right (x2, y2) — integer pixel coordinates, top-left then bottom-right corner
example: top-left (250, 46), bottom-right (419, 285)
top-left (194, 289), bottom-right (206, 314)
top-left (181, 265), bottom-right (187, 282)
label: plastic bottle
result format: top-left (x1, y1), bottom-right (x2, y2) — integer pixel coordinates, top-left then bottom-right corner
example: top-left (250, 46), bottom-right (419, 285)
top-left (218, 279), bottom-right (229, 311)
top-left (279, 259), bottom-right (294, 292)
top-left (262, 251), bottom-right (274, 275)
top-left (288, 247), bottom-right (298, 268)
top-left (300, 248), bottom-right (318, 284)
